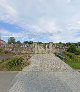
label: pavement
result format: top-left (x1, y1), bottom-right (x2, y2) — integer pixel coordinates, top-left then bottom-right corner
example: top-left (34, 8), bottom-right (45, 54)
top-left (1, 54), bottom-right (80, 92)
top-left (0, 71), bottom-right (18, 92)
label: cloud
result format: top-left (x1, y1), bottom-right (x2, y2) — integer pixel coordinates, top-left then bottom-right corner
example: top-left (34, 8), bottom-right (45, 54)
top-left (0, 29), bottom-right (12, 36)
top-left (0, 0), bottom-right (18, 23)
top-left (0, 0), bottom-right (80, 42)
top-left (26, 18), bottom-right (59, 34)
top-left (0, 0), bottom-right (17, 15)
top-left (67, 0), bottom-right (72, 3)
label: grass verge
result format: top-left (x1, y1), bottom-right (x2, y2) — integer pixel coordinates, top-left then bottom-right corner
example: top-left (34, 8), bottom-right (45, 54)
top-left (55, 51), bottom-right (80, 69)
top-left (0, 54), bottom-right (32, 71)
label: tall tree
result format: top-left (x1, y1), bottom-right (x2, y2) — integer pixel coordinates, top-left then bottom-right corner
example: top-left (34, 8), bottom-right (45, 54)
top-left (8, 37), bottom-right (16, 44)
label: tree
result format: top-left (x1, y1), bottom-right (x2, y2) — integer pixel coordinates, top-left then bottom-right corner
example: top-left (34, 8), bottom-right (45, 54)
top-left (67, 44), bottom-right (76, 53)
top-left (78, 42), bottom-right (80, 46)
top-left (59, 42), bottom-right (62, 44)
top-left (8, 37), bottom-right (16, 44)
top-left (24, 41), bottom-right (33, 44)
top-left (24, 41), bottom-right (28, 44)
top-left (66, 42), bottom-right (71, 46)
top-left (16, 41), bottom-right (21, 44)
top-left (28, 41), bottom-right (33, 44)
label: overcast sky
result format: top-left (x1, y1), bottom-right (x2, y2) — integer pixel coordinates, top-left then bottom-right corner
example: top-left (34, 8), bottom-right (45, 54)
top-left (0, 0), bottom-right (80, 42)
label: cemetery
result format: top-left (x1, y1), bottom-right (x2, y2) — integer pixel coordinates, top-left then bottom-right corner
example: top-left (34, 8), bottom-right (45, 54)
top-left (1, 38), bottom-right (80, 92)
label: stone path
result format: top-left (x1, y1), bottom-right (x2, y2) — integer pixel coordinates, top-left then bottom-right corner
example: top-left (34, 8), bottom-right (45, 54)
top-left (9, 54), bottom-right (80, 92)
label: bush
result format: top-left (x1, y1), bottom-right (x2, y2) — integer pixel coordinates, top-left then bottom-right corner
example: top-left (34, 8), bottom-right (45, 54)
top-left (67, 45), bottom-right (77, 53)
top-left (64, 56), bottom-right (72, 62)
top-left (8, 57), bottom-right (24, 68)
top-left (64, 52), bottom-right (75, 59)
top-left (64, 51), bottom-right (80, 69)
top-left (75, 48), bottom-right (80, 55)
top-left (55, 50), bottom-right (80, 69)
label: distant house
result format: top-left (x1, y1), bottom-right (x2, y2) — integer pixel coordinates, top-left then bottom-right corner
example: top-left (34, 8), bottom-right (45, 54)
top-left (0, 40), bottom-right (6, 48)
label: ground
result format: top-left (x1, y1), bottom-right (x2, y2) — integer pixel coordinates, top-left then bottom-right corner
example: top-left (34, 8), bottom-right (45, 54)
top-left (0, 71), bottom-right (18, 92)
top-left (8, 54), bottom-right (80, 92)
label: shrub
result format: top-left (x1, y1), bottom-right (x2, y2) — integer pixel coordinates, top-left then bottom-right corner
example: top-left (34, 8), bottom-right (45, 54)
top-left (75, 48), bottom-right (80, 55)
top-left (64, 56), bottom-right (72, 62)
top-left (8, 57), bottom-right (24, 68)
top-left (64, 52), bottom-right (75, 59)
top-left (67, 45), bottom-right (77, 53)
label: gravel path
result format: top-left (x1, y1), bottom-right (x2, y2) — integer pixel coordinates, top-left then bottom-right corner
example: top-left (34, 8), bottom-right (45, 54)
top-left (9, 54), bottom-right (80, 92)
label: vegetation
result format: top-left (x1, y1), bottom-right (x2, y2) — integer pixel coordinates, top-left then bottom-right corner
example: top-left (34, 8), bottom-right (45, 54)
top-left (8, 37), bottom-right (16, 44)
top-left (0, 48), bottom-right (6, 55)
top-left (67, 44), bottom-right (76, 53)
top-left (0, 48), bottom-right (4, 54)
top-left (67, 44), bottom-right (80, 55)
top-left (75, 48), bottom-right (80, 55)
top-left (16, 41), bottom-right (21, 44)
top-left (7, 57), bottom-right (23, 69)
top-left (54, 52), bottom-right (65, 60)
top-left (0, 54), bottom-right (31, 71)
top-left (1, 36), bottom-right (80, 70)
top-left (55, 50), bottom-right (80, 69)
top-left (24, 41), bottom-right (33, 44)
top-left (54, 43), bottom-right (80, 69)
top-left (64, 52), bottom-right (80, 69)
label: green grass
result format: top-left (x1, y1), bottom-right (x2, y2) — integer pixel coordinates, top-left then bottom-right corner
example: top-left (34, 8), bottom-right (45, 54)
top-left (0, 54), bottom-right (32, 71)
top-left (55, 51), bottom-right (80, 69)
top-left (66, 62), bottom-right (80, 69)
top-left (64, 52), bottom-right (80, 69)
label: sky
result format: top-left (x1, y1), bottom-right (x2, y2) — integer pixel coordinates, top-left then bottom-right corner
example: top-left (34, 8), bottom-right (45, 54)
top-left (0, 0), bottom-right (80, 42)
